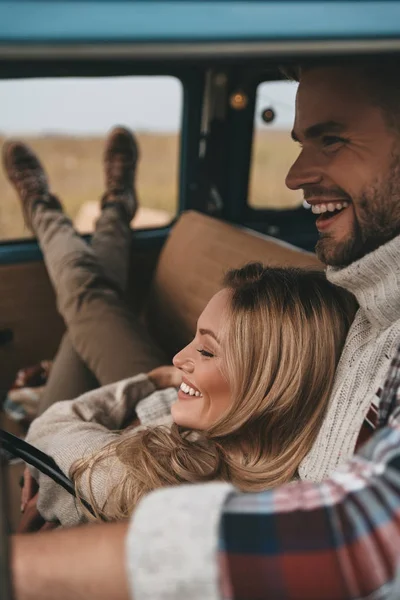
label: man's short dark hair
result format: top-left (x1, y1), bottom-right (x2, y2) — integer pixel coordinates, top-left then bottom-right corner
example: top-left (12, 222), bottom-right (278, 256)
top-left (282, 56), bottom-right (400, 132)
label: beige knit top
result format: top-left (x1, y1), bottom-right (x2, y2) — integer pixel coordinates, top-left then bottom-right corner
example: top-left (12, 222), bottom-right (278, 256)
top-left (26, 374), bottom-right (176, 527)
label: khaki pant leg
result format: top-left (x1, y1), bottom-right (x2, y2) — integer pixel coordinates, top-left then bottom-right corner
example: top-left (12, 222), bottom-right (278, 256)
top-left (38, 335), bottom-right (99, 414)
top-left (32, 206), bottom-right (165, 389)
top-left (39, 205), bottom-right (139, 410)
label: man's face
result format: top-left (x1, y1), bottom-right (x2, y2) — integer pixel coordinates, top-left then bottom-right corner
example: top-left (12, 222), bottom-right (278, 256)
top-left (286, 66), bottom-right (400, 267)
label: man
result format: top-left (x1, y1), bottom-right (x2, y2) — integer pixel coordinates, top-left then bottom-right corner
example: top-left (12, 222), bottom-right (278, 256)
top-left (286, 60), bottom-right (400, 481)
top-left (10, 60), bottom-right (400, 599)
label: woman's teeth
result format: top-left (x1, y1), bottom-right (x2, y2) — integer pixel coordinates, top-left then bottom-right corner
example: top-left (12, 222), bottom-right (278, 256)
top-left (180, 382), bottom-right (202, 397)
top-left (311, 201), bottom-right (349, 215)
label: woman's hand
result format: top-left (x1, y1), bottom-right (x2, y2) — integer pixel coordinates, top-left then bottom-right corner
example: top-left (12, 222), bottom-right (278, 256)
top-left (18, 492), bottom-right (45, 533)
top-left (21, 467), bottom-right (38, 513)
top-left (19, 468), bottom-right (45, 533)
top-left (147, 366), bottom-right (182, 390)
top-left (19, 468), bottom-right (59, 533)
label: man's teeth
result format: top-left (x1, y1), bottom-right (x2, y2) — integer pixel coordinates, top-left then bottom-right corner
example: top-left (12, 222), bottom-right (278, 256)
top-left (311, 201), bottom-right (349, 215)
top-left (180, 382), bottom-right (202, 397)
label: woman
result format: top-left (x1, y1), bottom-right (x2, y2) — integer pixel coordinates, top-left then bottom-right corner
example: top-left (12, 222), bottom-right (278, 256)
top-left (3, 132), bottom-right (355, 527)
top-left (24, 262), bottom-right (354, 526)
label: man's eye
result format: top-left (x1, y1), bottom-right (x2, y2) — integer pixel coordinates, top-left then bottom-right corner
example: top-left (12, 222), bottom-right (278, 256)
top-left (197, 349), bottom-right (214, 358)
top-left (322, 135), bottom-right (346, 147)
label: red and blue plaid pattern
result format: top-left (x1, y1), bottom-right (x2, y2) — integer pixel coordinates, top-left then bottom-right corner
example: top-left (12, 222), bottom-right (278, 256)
top-left (219, 345), bottom-right (400, 599)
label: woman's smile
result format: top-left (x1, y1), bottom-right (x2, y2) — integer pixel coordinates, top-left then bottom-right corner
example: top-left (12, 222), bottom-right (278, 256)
top-left (178, 377), bottom-right (203, 399)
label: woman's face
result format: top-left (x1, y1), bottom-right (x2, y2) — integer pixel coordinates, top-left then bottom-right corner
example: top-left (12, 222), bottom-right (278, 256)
top-left (172, 288), bottom-right (232, 430)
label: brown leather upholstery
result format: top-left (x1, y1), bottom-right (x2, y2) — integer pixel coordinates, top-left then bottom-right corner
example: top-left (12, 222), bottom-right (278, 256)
top-left (145, 211), bottom-right (322, 357)
top-left (0, 262), bottom-right (65, 394)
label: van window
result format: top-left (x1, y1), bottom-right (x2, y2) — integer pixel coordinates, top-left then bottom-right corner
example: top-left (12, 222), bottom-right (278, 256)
top-left (0, 76), bottom-right (182, 241)
top-left (248, 80), bottom-right (302, 210)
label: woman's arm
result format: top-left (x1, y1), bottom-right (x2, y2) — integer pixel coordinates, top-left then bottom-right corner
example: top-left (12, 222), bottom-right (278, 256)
top-left (24, 372), bottom-right (179, 526)
top-left (24, 375), bottom-right (156, 526)
top-left (27, 374), bottom-right (155, 446)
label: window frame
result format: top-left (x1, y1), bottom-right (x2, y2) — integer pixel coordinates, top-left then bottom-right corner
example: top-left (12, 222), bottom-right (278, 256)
top-left (0, 62), bottom-right (206, 264)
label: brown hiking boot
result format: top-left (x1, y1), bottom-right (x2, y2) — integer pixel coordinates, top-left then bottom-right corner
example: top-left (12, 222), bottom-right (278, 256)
top-left (101, 126), bottom-right (139, 221)
top-left (2, 141), bottom-right (62, 230)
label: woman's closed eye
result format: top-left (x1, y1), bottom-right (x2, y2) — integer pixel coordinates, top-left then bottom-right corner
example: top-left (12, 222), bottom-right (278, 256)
top-left (197, 348), bottom-right (215, 358)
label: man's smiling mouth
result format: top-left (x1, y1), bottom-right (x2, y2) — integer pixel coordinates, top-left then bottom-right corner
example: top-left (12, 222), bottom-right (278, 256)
top-left (305, 199), bottom-right (351, 222)
top-left (310, 201), bottom-right (349, 215)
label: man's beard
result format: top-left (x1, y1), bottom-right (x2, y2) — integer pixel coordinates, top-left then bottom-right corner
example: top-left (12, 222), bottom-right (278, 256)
top-left (316, 154), bottom-right (400, 267)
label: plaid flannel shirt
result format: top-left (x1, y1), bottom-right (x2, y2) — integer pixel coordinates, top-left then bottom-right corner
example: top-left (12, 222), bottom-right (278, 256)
top-left (219, 345), bottom-right (400, 600)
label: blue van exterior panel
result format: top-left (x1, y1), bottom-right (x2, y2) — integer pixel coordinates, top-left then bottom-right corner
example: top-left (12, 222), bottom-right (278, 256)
top-left (1, 2), bottom-right (400, 44)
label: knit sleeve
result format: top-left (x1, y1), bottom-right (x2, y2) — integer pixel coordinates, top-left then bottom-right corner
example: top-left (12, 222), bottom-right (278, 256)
top-left (25, 374), bottom-right (156, 526)
top-left (125, 482), bottom-right (234, 600)
top-left (135, 387), bottom-right (177, 426)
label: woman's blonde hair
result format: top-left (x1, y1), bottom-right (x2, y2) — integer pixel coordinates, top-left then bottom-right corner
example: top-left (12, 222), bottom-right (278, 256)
top-left (71, 263), bottom-right (356, 521)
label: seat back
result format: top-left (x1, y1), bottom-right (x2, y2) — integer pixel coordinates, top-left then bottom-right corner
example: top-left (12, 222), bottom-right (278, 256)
top-left (145, 211), bottom-right (322, 357)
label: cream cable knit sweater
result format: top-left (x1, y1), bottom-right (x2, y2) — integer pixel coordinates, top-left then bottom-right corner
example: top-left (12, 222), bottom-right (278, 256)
top-left (299, 233), bottom-right (400, 481)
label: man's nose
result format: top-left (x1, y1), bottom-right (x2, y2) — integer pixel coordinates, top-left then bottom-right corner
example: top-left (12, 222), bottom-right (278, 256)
top-left (285, 149), bottom-right (322, 190)
top-left (173, 345), bottom-right (195, 373)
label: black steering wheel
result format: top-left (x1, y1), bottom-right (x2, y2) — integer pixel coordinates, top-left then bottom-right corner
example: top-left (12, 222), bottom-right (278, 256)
top-left (0, 429), bottom-right (94, 516)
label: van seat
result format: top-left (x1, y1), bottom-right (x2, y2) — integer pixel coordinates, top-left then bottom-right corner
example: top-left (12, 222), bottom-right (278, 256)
top-left (145, 211), bottom-right (322, 357)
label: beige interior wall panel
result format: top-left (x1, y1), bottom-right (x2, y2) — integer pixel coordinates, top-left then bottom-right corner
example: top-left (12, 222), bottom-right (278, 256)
top-left (0, 261), bottom-right (65, 393)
